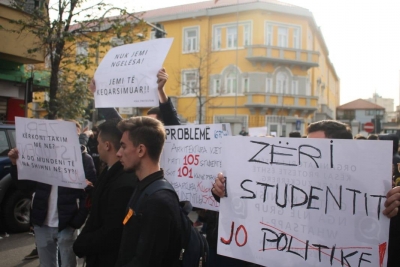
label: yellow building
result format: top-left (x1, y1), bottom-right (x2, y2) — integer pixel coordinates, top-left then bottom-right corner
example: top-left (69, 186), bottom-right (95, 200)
top-left (0, 0), bottom-right (45, 122)
top-left (140, 0), bottom-right (339, 135)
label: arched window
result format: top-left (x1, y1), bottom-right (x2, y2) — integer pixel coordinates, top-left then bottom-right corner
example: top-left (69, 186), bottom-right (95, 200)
top-left (276, 72), bottom-right (288, 94)
top-left (226, 72), bottom-right (238, 94)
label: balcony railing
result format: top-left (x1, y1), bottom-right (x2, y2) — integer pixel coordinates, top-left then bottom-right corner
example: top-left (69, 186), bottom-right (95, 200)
top-left (319, 104), bottom-right (334, 119)
top-left (245, 45), bottom-right (319, 69)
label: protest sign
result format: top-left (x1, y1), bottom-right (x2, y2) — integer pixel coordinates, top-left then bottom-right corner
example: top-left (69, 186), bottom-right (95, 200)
top-left (94, 38), bottom-right (173, 108)
top-left (15, 117), bottom-right (86, 189)
top-left (218, 137), bottom-right (392, 267)
top-left (249, 127), bottom-right (268, 137)
top-left (160, 124), bottom-right (231, 211)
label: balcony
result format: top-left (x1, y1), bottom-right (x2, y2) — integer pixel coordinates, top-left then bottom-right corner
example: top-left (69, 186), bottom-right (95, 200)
top-left (245, 45), bottom-right (319, 69)
top-left (316, 104), bottom-right (334, 120)
top-left (243, 92), bottom-right (318, 117)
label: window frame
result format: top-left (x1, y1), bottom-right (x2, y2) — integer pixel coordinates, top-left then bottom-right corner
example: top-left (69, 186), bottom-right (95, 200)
top-left (277, 26), bottom-right (288, 48)
top-left (227, 26), bottom-right (238, 49)
top-left (76, 42), bottom-right (88, 57)
top-left (213, 79), bottom-right (221, 95)
top-left (183, 26), bottom-right (200, 53)
top-left (225, 72), bottom-right (238, 94)
top-left (266, 77), bottom-right (273, 93)
top-left (181, 69), bottom-right (199, 96)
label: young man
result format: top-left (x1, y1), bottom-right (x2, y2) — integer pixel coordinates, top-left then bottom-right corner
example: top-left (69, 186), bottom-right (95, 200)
top-left (7, 121), bottom-right (96, 267)
top-left (115, 116), bottom-right (182, 267)
top-left (73, 119), bottom-right (136, 267)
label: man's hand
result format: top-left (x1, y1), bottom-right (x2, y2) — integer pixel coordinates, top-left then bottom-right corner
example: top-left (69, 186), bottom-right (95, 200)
top-left (383, 187), bottom-right (400, 218)
top-left (157, 67), bottom-right (168, 91)
top-left (212, 173), bottom-right (226, 198)
top-left (8, 148), bottom-right (19, 165)
top-left (89, 79), bottom-right (96, 94)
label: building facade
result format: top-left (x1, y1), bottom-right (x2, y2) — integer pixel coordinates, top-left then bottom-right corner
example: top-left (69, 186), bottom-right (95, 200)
top-left (336, 98), bottom-right (385, 134)
top-left (141, 0), bottom-right (340, 135)
top-left (366, 93), bottom-right (395, 123)
top-left (0, 0), bottom-right (47, 122)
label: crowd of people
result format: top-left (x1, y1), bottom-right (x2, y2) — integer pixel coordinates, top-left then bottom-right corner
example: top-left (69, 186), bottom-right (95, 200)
top-left (7, 68), bottom-right (400, 267)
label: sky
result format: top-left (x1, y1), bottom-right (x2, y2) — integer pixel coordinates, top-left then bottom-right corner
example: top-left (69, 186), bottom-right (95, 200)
top-left (100, 0), bottom-right (400, 107)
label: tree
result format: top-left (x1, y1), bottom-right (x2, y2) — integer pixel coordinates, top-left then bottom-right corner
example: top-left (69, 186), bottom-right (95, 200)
top-left (179, 46), bottom-right (220, 124)
top-left (8, 0), bottom-right (147, 120)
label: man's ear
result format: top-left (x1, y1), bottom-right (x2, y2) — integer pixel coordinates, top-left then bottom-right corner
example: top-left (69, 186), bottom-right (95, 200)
top-left (138, 144), bottom-right (146, 158)
top-left (105, 141), bottom-right (111, 151)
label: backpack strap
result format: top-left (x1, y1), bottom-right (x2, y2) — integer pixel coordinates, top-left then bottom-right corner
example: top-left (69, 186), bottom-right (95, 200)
top-left (132, 179), bottom-right (178, 213)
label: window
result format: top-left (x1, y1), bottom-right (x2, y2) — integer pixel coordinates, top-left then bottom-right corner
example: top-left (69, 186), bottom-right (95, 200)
top-left (307, 29), bottom-right (313, 50)
top-left (0, 131), bottom-right (9, 156)
top-left (243, 25), bottom-right (250, 46)
top-left (76, 42), bottom-right (88, 57)
top-left (277, 27), bottom-right (288, 47)
top-left (365, 110), bottom-right (384, 116)
top-left (276, 72), bottom-right (288, 94)
top-left (183, 27), bottom-right (198, 53)
top-left (226, 72), bottom-right (238, 94)
top-left (110, 37), bottom-right (124, 47)
top-left (266, 24), bottom-right (273, 46)
top-left (293, 28), bottom-right (300, 49)
top-left (306, 79), bottom-right (311, 96)
top-left (214, 28), bottom-right (221, 50)
top-left (266, 78), bottom-right (273, 93)
top-left (243, 78), bottom-right (249, 92)
top-left (227, 26), bottom-right (237, 48)
top-left (213, 79), bottom-right (221, 94)
top-left (76, 42), bottom-right (88, 63)
top-left (291, 80), bottom-right (299, 95)
top-left (182, 70), bottom-right (198, 95)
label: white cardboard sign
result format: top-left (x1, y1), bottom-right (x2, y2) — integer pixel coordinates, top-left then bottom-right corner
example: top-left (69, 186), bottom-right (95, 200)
top-left (15, 117), bottom-right (86, 189)
top-left (94, 38), bottom-right (173, 108)
top-left (218, 137), bottom-right (392, 267)
top-left (160, 124), bottom-right (231, 211)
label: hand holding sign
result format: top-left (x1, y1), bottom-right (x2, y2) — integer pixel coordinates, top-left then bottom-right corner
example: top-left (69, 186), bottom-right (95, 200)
top-left (383, 187), bottom-right (400, 218)
top-left (213, 173), bottom-right (226, 198)
top-left (8, 148), bottom-right (18, 165)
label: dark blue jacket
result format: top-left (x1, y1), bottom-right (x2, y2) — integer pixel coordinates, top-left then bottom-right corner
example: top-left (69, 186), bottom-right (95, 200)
top-left (11, 152), bottom-right (96, 231)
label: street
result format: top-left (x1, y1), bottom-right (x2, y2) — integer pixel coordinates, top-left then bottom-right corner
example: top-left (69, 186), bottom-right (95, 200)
top-left (0, 232), bottom-right (85, 267)
top-left (0, 213), bottom-right (199, 267)
top-left (0, 232), bottom-right (38, 267)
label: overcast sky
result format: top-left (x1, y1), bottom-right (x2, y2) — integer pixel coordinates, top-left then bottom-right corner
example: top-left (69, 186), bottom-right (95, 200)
top-left (99, 0), bottom-right (400, 107)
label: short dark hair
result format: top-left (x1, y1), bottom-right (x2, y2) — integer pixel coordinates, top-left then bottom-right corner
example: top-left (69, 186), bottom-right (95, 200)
top-left (289, 131), bottom-right (301, 138)
top-left (354, 134), bottom-right (367, 140)
top-left (367, 134), bottom-right (379, 140)
top-left (307, 120), bottom-right (352, 139)
top-left (98, 119), bottom-right (122, 150)
top-left (147, 107), bottom-right (163, 121)
top-left (117, 116), bottom-right (165, 162)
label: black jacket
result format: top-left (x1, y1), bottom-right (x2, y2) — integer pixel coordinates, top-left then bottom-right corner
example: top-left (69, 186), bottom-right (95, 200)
top-left (10, 152), bottom-right (96, 231)
top-left (73, 161), bottom-right (136, 267)
top-left (115, 170), bottom-right (182, 267)
top-left (99, 98), bottom-right (180, 126)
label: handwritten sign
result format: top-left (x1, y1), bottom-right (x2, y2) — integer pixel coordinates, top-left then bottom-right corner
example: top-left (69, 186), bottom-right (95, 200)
top-left (218, 137), bottom-right (392, 267)
top-left (249, 127), bottom-right (268, 137)
top-left (15, 117), bottom-right (86, 189)
top-left (94, 38), bottom-right (173, 108)
top-left (160, 124), bottom-right (231, 211)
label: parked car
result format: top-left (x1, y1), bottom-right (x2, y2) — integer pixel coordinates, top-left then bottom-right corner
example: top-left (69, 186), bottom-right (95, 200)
top-left (0, 124), bottom-right (31, 233)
